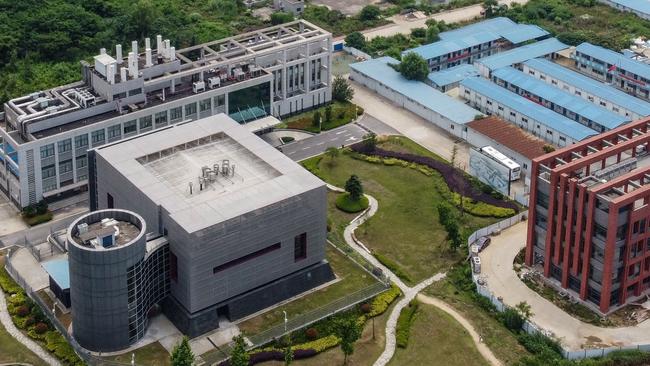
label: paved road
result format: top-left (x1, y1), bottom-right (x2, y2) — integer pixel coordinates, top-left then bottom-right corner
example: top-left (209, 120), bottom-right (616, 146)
top-left (0, 210), bottom-right (86, 249)
top-left (356, 114), bottom-right (401, 136)
top-left (281, 122), bottom-right (367, 161)
top-left (362, 0), bottom-right (529, 40)
top-left (481, 222), bottom-right (650, 350)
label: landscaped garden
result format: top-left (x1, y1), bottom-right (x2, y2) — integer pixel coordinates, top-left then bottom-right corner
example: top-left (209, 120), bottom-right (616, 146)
top-left (281, 101), bottom-right (363, 133)
top-left (303, 136), bottom-right (519, 285)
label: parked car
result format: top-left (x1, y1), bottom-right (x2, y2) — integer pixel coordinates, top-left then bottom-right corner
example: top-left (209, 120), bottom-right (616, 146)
top-left (475, 236), bottom-right (491, 252)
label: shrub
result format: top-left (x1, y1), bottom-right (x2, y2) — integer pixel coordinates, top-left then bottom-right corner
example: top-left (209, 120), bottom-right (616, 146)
top-left (305, 327), bottom-right (319, 340)
top-left (0, 268), bottom-right (23, 295)
top-left (368, 284), bottom-right (401, 317)
top-left (280, 136), bottom-right (295, 144)
top-left (500, 307), bottom-right (525, 332)
top-left (374, 253), bottom-right (412, 283)
top-left (516, 332), bottom-right (563, 357)
top-left (360, 303), bottom-right (371, 314)
top-left (24, 315), bottom-right (36, 327)
top-left (16, 304), bottom-right (30, 317)
top-left (34, 322), bottom-right (49, 334)
top-left (396, 300), bottom-right (419, 348)
top-left (452, 193), bottom-right (516, 218)
top-left (335, 193), bottom-right (369, 213)
top-left (292, 334), bottom-right (341, 353)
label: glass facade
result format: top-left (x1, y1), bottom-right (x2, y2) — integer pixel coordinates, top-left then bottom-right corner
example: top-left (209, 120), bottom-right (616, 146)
top-left (228, 83), bottom-right (271, 123)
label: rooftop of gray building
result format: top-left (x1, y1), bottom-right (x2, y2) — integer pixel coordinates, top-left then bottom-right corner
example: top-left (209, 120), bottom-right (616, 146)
top-left (95, 114), bottom-right (325, 233)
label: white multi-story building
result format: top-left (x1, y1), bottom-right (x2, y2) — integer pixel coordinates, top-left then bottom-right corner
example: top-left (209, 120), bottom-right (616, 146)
top-left (0, 20), bottom-right (332, 208)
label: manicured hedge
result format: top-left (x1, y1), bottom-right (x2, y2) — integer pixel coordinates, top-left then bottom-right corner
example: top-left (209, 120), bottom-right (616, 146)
top-left (335, 193), bottom-right (369, 213)
top-left (396, 300), bottom-right (419, 348)
top-left (373, 253), bottom-right (413, 284)
top-left (367, 284), bottom-right (401, 318)
top-left (452, 193), bottom-right (515, 218)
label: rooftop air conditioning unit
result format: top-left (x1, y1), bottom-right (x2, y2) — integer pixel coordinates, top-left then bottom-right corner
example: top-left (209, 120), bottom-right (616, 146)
top-left (77, 223), bottom-right (89, 235)
top-left (193, 81), bottom-right (206, 94)
top-left (208, 77), bottom-right (221, 89)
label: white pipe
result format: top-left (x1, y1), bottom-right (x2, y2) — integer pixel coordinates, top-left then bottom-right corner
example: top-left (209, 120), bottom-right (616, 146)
top-left (116, 44), bottom-right (123, 64)
top-left (157, 35), bottom-right (163, 55)
top-left (145, 37), bottom-right (151, 50)
top-left (170, 47), bottom-right (176, 61)
top-left (132, 40), bottom-right (138, 56)
top-left (121, 67), bottom-right (127, 82)
top-left (145, 48), bottom-right (153, 67)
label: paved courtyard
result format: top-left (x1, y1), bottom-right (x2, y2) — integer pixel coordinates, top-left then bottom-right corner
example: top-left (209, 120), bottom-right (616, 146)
top-left (0, 194), bottom-right (27, 237)
top-left (480, 222), bottom-right (650, 350)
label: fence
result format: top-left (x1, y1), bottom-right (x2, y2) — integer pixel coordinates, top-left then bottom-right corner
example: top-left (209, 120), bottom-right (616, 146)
top-left (342, 46), bottom-right (372, 61)
top-left (467, 214), bottom-right (650, 361)
top-left (201, 281), bottom-right (388, 365)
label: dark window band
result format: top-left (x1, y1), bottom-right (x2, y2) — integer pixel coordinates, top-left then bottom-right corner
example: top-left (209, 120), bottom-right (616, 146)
top-left (213, 242), bottom-right (281, 274)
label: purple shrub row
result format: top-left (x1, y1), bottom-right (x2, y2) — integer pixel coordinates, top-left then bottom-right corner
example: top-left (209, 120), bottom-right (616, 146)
top-left (218, 348), bottom-right (318, 366)
top-left (351, 144), bottom-right (518, 211)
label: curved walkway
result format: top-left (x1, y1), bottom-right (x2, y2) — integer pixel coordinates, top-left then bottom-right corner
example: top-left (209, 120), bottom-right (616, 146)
top-left (329, 184), bottom-right (500, 365)
top-left (0, 291), bottom-right (61, 366)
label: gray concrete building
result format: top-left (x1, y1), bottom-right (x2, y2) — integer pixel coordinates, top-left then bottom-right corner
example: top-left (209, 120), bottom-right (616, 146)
top-left (0, 20), bottom-right (331, 209)
top-left (74, 114), bottom-right (333, 349)
top-left (274, 0), bottom-right (304, 15)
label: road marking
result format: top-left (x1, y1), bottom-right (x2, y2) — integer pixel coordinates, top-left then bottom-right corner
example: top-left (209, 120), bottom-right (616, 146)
top-left (335, 130), bottom-right (348, 135)
top-left (301, 147), bottom-right (311, 150)
top-left (316, 142), bottom-right (325, 146)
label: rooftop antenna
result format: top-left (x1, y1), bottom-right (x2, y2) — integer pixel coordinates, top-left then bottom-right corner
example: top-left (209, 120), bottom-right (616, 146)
top-left (188, 182), bottom-right (193, 195)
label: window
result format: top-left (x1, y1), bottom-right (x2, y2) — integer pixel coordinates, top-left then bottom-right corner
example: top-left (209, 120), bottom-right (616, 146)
top-left (170, 252), bottom-right (178, 282)
top-left (559, 136), bottom-right (566, 142)
top-left (43, 183), bottom-right (57, 193)
top-left (76, 155), bottom-right (87, 168)
top-left (199, 98), bottom-right (211, 112)
top-left (294, 233), bottom-right (307, 261)
top-left (213, 242), bottom-right (281, 273)
top-left (40, 144), bottom-right (55, 159)
top-left (91, 129), bottom-right (105, 145)
top-left (74, 135), bottom-right (88, 149)
top-left (170, 107), bottom-right (182, 122)
top-left (123, 120), bottom-right (137, 134)
top-left (139, 116), bottom-right (152, 130)
top-left (155, 111), bottom-right (168, 126)
top-left (59, 159), bottom-right (73, 174)
top-left (107, 193), bottom-right (114, 209)
top-left (185, 103), bottom-right (197, 117)
top-left (128, 88), bottom-right (142, 96)
top-left (113, 92), bottom-right (126, 100)
top-left (214, 95), bottom-right (226, 108)
top-left (57, 139), bottom-right (71, 153)
top-left (41, 165), bottom-right (56, 179)
top-left (107, 124), bottom-right (121, 139)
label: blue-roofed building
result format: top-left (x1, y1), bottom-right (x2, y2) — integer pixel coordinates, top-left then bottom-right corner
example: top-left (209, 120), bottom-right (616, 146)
top-left (427, 64), bottom-right (480, 91)
top-left (574, 42), bottom-right (650, 101)
top-left (403, 17), bottom-right (549, 72)
top-left (475, 38), bottom-right (569, 77)
top-left (459, 77), bottom-right (598, 146)
top-left (522, 58), bottom-right (650, 120)
top-left (42, 258), bottom-right (71, 308)
top-left (598, 0), bottom-right (650, 20)
top-left (491, 67), bottom-right (630, 133)
top-left (349, 57), bottom-right (481, 138)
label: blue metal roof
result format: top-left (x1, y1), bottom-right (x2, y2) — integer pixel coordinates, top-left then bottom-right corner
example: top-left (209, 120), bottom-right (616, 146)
top-left (428, 64), bottom-right (480, 87)
top-left (350, 57), bottom-right (480, 124)
top-left (575, 42), bottom-right (650, 81)
top-left (604, 0), bottom-right (650, 16)
top-left (523, 58), bottom-right (650, 117)
top-left (460, 77), bottom-right (598, 141)
top-left (42, 258), bottom-right (69, 290)
top-left (405, 17), bottom-right (549, 60)
top-left (492, 67), bottom-right (630, 130)
top-left (477, 38), bottom-right (569, 71)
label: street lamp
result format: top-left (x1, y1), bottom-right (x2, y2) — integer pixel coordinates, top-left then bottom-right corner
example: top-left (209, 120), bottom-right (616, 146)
top-left (283, 310), bottom-right (288, 333)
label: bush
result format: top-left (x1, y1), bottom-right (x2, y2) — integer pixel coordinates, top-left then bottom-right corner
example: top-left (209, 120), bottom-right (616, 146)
top-left (0, 268), bottom-right (23, 295)
top-left (24, 315), bottom-right (36, 327)
top-left (34, 322), bottom-right (49, 334)
top-left (500, 307), bottom-right (525, 332)
top-left (23, 211), bottom-right (53, 226)
top-left (360, 303), bottom-right (371, 314)
top-left (396, 300), bottom-right (419, 348)
top-left (16, 304), bottom-right (30, 317)
top-left (280, 136), bottom-right (295, 144)
top-left (293, 334), bottom-right (340, 353)
top-left (305, 327), bottom-right (319, 340)
top-left (374, 253), bottom-right (413, 283)
top-left (516, 332), bottom-right (563, 357)
top-left (452, 193), bottom-right (516, 218)
top-left (335, 193), bottom-right (369, 213)
top-left (368, 284), bottom-right (401, 317)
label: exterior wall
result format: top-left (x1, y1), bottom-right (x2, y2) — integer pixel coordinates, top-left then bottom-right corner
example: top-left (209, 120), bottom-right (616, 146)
top-left (273, 0), bottom-right (304, 15)
top-left (521, 63), bottom-right (645, 121)
top-left (597, 0), bottom-right (650, 20)
top-left (425, 42), bottom-right (498, 72)
top-left (465, 127), bottom-right (533, 178)
top-left (460, 84), bottom-right (580, 146)
top-left (68, 209), bottom-right (169, 352)
top-left (350, 68), bottom-right (467, 139)
top-left (573, 52), bottom-right (650, 101)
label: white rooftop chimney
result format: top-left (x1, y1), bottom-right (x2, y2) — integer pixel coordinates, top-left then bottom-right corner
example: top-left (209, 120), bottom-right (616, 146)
top-left (145, 48), bottom-right (153, 67)
top-left (131, 40), bottom-right (138, 55)
top-left (164, 40), bottom-right (171, 59)
top-left (116, 44), bottom-right (123, 64)
top-left (145, 37), bottom-right (151, 50)
top-left (120, 67), bottom-right (127, 82)
top-left (157, 35), bottom-right (163, 55)
top-left (107, 63), bottom-right (116, 85)
top-left (128, 52), bottom-right (136, 77)
top-left (170, 47), bottom-right (176, 61)
top-left (100, 48), bottom-right (106, 55)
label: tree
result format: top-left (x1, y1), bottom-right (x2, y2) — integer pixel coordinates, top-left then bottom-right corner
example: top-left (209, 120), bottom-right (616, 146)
top-left (362, 132), bottom-right (377, 152)
top-left (271, 12), bottom-right (294, 25)
top-left (325, 105), bottom-right (332, 122)
top-left (345, 175), bottom-right (363, 202)
top-left (313, 110), bottom-right (322, 128)
top-left (359, 5), bottom-right (381, 21)
top-left (515, 301), bottom-right (533, 320)
top-left (283, 341), bottom-right (294, 365)
top-left (170, 337), bottom-right (194, 366)
top-left (345, 32), bottom-right (366, 50)
top-left (230, 335), bottom-right (250, 366)
top-left (332, 75), bottom-right (354, 102)
top-left (426, 24), bottom-right (440, 43)
top-left (335, 317), bottom-right (361, 365)
top-left (438, 204), bottom-right (462, 251)
top-left (482, 0), bottom-right (498, 17)
top-left (325, 147), bottom-right (340, 164)
top-left (398, 53), bottom-right (429, 81)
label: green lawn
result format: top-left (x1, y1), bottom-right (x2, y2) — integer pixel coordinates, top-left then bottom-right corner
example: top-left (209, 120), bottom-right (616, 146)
top-left (106, 341), bottom-right (171, 366)
top-left (0, 318), bottom-right (48, 366)
top-left (305, 138), bottom-right (502, 285)
top-left (425, 279), bottom-right (530, 365)
top-left (237, 244), bottom-right (380, 335)
top-left (388, 303), bottom-right (489, 366)
top-left (282, 101), bottom-right (363, 133)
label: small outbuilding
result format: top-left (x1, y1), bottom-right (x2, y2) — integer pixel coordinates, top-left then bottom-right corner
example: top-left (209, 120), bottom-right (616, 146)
top-left (42, 258), bottom-right (71, 308)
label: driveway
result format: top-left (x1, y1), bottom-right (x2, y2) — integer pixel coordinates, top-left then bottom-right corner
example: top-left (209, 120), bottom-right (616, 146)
top-left (362, 0), bottom-right (529, 40)
top-left (350, 81), bottom-right (470, 168)
top-left (281, 122), bottom-right (367, 161)
top-left (480, 222), bottom-right (650, 350)
top-left (0, 194), bottom-right (26, 237)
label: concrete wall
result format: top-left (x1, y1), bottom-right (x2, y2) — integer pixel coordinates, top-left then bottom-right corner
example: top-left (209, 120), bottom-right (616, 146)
top-left (465, 127), bottom-right (533, 179)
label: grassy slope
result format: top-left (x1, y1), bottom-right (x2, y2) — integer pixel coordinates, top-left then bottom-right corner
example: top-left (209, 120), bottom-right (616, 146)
top-left (106, 341), bottom-right (171, 366)
top-left (0, 319), bottom-right (48, 366)
top-left (388, 303), bottom-right (489, 366)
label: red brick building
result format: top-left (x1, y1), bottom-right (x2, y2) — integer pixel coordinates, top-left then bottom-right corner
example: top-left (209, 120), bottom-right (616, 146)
top-left (526, 117), bottom-right (650, 313)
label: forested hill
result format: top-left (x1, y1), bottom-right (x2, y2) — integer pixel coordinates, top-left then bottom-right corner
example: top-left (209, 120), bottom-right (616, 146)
top-left (0, 0), bottom-right (265, 105)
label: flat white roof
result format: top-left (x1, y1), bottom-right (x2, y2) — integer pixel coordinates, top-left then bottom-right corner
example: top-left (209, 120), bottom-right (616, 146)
top-left (95, 114), bottom-right (324, 233)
